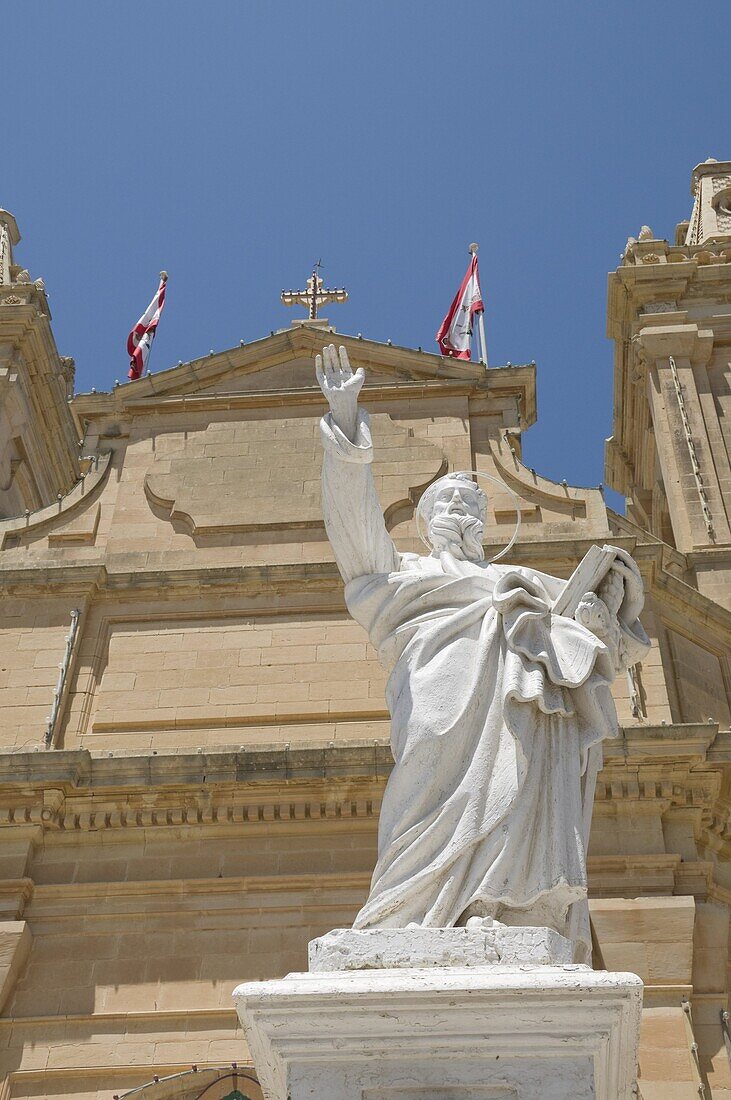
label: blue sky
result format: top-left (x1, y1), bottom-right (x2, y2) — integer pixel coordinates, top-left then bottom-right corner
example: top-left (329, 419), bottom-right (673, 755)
top-left (5, 1), bottom-right (729, 499)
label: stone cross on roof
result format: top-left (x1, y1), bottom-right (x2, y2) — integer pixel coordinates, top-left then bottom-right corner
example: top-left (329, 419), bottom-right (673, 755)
top-left (281, 264), bottom-right (348, 320)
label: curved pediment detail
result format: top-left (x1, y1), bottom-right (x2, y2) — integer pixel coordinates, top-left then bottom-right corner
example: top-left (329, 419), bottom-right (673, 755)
top-left (0, 451), bottom-right (112, 549)
top-left (145, 414), bottom-right (445, 537)
top-left (475, 431), bottom-right (610, 539)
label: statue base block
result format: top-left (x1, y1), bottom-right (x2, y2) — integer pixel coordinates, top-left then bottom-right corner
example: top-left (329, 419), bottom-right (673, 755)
top-left (234, 943), bottom-right (643, 1100)
top-left (309, 924), bottom-right (575, 971)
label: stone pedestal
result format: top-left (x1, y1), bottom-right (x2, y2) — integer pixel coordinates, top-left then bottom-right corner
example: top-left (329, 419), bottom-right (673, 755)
top-left (308, 923), bottom-right (576, 971)
top-left (234, 927), bottom-right (643, 1100)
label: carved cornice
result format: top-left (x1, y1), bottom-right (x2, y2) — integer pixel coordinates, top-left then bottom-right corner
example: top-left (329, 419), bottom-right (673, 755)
top-left (31, 871), bottom-right (371, 904)
top-left (594, 771), bottom-right (720, 809)
top-left (1, 537), bottom-right (729, 649)
top-left (0, 288), bottom-right (49, 322)
top-left (605, 722), bottom-right (718, 761)
top-left (0, 730), bottom-right (726, 836)
top-left (70, 328), bottom-right (536, 427)
top-left (618, 239), bottom-right (731, 276)
top-left (0, 561), bottom-right (343, 596)
top-left (588, 854), bottom-right (715, 902)
top-left (72, 371), bottom-right (537, 443)
top-left (20, 786), bottom-right (382, 833)
top-left (633, 323), bottom-right (714, 365)
top-left (0, 742), bottom-right (394, 785)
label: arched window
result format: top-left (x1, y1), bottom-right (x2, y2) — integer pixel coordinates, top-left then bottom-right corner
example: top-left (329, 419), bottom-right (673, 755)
top-left (194, 1072), bottom-right (262, 1100)
top-left (114, 1067), bottom-right (263, 1100)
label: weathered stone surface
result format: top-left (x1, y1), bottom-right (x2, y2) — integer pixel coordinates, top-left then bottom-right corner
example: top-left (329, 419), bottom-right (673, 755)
top-left (308, 924), bottom-right (575, 971)
top-left (235, 964), bottom-right (644, 1100)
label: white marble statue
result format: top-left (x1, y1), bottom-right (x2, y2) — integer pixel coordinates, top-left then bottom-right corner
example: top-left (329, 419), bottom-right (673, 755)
top-left (316, 344), bottom-right (650, 961)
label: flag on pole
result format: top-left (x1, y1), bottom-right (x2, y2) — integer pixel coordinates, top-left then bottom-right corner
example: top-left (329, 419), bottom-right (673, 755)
top-left (127, 272), bottom-right (167, 380)
top-left (435, 253), bottom-right (484, 360)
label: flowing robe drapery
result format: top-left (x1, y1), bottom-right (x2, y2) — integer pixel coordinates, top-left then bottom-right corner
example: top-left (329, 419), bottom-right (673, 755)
top-left (320, 409), bottom-right (650, 946)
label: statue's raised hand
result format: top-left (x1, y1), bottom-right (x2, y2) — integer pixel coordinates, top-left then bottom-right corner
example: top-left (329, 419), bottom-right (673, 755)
top-left (315, 344), bottom-right (364, 442)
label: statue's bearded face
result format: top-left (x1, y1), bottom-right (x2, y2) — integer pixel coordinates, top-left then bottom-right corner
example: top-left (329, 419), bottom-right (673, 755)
top-left (428, 482), bottom-right (486, 562)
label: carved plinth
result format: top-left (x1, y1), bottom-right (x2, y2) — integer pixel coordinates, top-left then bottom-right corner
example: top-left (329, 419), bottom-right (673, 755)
top-left (234, 929), bottom-right (643, 1100)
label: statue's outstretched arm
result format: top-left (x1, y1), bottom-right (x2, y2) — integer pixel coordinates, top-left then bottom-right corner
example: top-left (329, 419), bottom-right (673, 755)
top-left (316, 345), bottom-right (399, 584)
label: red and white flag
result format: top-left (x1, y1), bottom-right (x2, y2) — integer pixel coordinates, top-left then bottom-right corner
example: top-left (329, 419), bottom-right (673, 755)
top-left (127, 272), bottom-right (167, 380)
top-left (436, 254), bottom-right (484, 360)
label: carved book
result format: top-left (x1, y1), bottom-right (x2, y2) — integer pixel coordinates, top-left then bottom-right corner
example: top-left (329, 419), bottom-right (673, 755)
top-left (551, 543), bottom-right (618, 618)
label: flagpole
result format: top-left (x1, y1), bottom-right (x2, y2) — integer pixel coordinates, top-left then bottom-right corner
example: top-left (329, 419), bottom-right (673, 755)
top-left (478, 310), bottom-right (488, 370)
top-left (468, 243), bottom-right (488, 369)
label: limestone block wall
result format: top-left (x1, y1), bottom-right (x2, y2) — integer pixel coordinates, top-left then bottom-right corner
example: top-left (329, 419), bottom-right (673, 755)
top-left (0, 597), bottom-right (82, 751)
top-left (0, 750), bottom-right (383, 1099)
top-left (80, 608), bottom-right (388, 752)
top-left (9, 826), bottom-right (375, 1020)
top-left (0, 582), bottom-right (697, 755)
top-left (0, 740), bottom-right (729, 1099)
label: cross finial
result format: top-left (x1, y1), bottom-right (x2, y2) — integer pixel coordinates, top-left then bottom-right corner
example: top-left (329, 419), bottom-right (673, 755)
top-left (281, 264), bottom-right (348, 321)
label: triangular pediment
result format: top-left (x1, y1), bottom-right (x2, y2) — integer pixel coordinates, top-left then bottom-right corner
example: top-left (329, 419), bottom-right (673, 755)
top-left (71, 326), bottom-right (489, 421)
top-left (195, 349), bottom-right (399, 396)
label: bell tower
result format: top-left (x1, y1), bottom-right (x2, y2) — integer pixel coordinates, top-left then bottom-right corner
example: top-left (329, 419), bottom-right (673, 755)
top-left (0, 208), bottom-right (20, 284)
top-left (605, 159), bottom-right (731, 609)
top-left (685, 157), bottom-right (731, 246)
top-left (0, 208), bottom-right (79, 518)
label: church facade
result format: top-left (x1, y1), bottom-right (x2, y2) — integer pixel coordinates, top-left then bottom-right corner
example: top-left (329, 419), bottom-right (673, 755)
top-left (0, 160), bottom-right (730, 1099)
